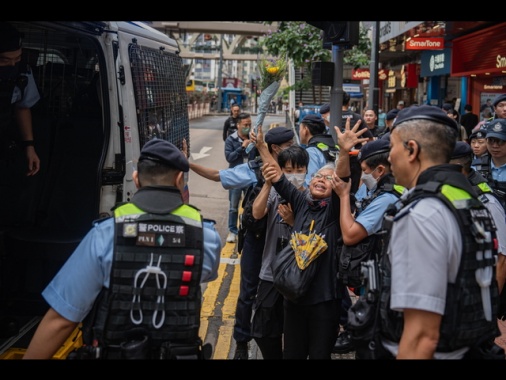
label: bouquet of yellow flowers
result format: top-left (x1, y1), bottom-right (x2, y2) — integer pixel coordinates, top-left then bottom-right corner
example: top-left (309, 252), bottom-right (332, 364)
top-left (245, 55), bottom-right (288, 153)
top-left (258, 56), bottom-right (288, 90)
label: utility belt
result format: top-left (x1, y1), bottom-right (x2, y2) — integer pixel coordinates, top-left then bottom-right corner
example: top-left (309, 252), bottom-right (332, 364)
top-left (68, 328), bottom-right (212, 360)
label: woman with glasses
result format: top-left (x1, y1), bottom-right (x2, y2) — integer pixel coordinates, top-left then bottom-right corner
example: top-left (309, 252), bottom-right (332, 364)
top-left (252, 118), bottom-right (368, 359)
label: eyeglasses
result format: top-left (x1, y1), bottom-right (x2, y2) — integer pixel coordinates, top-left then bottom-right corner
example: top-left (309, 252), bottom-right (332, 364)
top-left (312, 173), bottom-right (333, 181)
top-left (487, 138), bottom-right (506, 146)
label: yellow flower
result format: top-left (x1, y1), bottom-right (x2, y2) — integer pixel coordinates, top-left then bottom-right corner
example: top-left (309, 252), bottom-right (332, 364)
top-left (258, 56), bottom-right (287, 90)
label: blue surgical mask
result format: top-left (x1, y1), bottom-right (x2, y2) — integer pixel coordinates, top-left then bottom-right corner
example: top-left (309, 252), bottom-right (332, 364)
top-left (241, 127), bottom-right (250, 135)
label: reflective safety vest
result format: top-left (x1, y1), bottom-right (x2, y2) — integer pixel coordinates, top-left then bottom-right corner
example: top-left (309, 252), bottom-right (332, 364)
top-left (307, 134), bottom-right (339, 163)
top-left (78, 202), bottom-right (206, 359)
top-left (379, 177), bottom-right (501, 352)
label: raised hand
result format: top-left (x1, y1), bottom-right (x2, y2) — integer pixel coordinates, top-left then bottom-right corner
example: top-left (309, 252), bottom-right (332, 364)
top-left (335, 117), bottom-right (369, 152)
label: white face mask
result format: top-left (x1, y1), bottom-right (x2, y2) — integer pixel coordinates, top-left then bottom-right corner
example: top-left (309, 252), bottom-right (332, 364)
top-left (285, 173), bottom-right (306, 189)
top-left (360, 168), bottom-right (378, 191)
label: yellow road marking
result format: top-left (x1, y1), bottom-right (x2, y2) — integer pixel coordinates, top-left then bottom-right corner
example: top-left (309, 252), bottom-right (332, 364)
top-left (200, 242), bottom-right (240, 359)
top-left (212, 255), bottom-right (240, 359)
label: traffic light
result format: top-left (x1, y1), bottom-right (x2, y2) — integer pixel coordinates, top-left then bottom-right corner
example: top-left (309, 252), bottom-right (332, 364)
top-left (306, 21), bottom-right (359, 49)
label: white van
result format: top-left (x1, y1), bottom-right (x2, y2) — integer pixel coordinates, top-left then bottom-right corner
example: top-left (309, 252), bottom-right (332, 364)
top-left (0, 21), bottom-right (190, 356)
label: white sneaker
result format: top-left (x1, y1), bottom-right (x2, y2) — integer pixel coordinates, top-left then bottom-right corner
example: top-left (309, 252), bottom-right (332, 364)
top-left (226, 232), bottom-right (237, 243)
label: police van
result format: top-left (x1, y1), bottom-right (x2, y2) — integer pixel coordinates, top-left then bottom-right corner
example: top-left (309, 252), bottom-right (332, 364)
top-left (0, 21), bottom-right (191, 358)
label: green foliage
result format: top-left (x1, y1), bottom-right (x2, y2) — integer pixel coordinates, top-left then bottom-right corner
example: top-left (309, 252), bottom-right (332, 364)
top-left (261, 21), bottom-right (371, 71)
top-left (261, 22), bottom-right (330, 70)
top-left (343, 26), bottom-right (371, 69)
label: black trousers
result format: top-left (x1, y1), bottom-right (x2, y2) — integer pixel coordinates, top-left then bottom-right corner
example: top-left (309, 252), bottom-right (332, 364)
top-left (282, 299), bottom-right (339, 359)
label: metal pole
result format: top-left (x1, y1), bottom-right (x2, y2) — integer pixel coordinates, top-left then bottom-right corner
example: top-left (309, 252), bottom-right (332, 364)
top-left (368, 21), bottom-right (380, 114)
top-left (217, 34), bottom-right (224, 112)
top-left (329, 44), bottom-right (344, 144)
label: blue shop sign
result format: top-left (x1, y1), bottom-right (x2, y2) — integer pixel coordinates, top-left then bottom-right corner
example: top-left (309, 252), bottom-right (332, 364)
top-left (420, 48), bottom-right (451, 77)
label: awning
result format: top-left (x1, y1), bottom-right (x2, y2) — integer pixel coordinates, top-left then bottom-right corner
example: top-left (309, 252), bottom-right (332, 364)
top-left (343, 83), bottom-right (363, 98)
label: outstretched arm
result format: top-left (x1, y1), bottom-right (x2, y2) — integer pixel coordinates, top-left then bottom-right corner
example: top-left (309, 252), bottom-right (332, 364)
top-left (189, 162), bottom-right (221, 182)
top-left (23, 308), bottom-right (78, 359)
top-left (252, 166), bottom-right (272, 220)
top-left (252, 124), bottom-right (282, 182)
top-left (182, 139), bottom-right (221, 182)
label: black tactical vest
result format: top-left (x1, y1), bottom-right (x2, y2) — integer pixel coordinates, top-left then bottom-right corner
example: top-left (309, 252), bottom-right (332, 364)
top-left (379, 167), bottom-right (501, 352)
top-left (78, 202), bottom-right (206, 359)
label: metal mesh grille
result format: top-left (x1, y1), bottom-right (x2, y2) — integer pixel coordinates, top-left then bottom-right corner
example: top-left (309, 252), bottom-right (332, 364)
top-left (129, 44), bottom-right (190, 153)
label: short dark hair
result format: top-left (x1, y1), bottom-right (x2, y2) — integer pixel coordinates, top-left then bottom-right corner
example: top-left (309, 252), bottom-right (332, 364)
top-left (237, 112), bottom-right (251, 122)
top-left (464, 104), bottom-right (472, 112)
top-left (342, 91), bottom-right (350, 105)
top-left (278, 145), bottom-right (309, 169)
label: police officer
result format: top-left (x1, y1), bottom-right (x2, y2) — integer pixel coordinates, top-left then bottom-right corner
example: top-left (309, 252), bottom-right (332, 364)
top-left (469, 128), bottom-right (489, 178)
top-left (450, 141), bottom-right (506, 295)
top-left (299, 114), bottom-right (332, 186)
top-left (493, 94), bottom-right (506, 120)
top-left (485, 119), bottom-right (506, 202)
top-left (23, 139), bottom-right (222, 359)
top-left (0, 22), bottom-right (41, 176)
top-left (382, 105), bottom-right (501, 359)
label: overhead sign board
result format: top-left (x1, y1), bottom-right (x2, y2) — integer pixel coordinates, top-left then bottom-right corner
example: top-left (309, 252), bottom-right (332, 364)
top-left (343, 83), bottom-right (363, 98)
top-left (379, 21), bottom-right (423, 44)
top-left (406, 37), bottom-right (444, 50)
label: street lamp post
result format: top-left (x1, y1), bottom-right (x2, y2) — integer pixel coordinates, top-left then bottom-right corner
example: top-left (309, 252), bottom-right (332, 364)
top-left (217, 33), bottom-right (224, 112)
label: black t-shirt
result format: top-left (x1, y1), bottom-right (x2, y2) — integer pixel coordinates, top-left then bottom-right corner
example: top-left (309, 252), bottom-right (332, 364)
top-left (340, 109), bottom-right (373, 146)
top-left (223, 116), bottom-right (239, 141)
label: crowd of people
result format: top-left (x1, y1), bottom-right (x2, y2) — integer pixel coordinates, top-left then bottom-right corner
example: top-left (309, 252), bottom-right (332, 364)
top-left (6, 17), bottom-right (505, 360)
top-left (21, 90), bottom-right (506, 360)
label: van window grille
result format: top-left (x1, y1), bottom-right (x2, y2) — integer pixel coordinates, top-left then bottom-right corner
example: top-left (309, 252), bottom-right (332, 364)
top-left (129, 44), bottom-right (190, 154)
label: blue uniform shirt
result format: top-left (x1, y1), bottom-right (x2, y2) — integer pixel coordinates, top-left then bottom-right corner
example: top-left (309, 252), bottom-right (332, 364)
top-left (219, 162), bottom-right (258, 190)
top-left (304, 146), bottom-right (328, 186)
top-left (41, 218), bottom-right (221, 323)
top-left (12, 69), bottom-right (40, 108)
top-left (491, 159), bottom-right (506, 182)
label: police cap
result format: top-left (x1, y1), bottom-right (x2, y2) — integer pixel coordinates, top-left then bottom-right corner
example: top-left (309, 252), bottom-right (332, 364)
top-left (319, 103), bottom-right (330, 115)
top-left (386, 109), bottom-right (398, 121)
top-left (442, 103), bottom-right (453, 111)
top-left (264, 126), bottom-right (294, 145)
top-left (139, 139), bottom-right (189, 172)
top-left (392, 104), bottom-right (459, 134)
top-left (486, 119), bottom-right (506, 141)
top-left (468, 129), bottom-right (487, 141)
top-left (493, 94), bottom-right (506, 107)
top-left (300, 114), bottom-right (326, 134)
top-left (357, 139), bottom-right (390, 163)
top-left (301, 113), bottom-right (325, 125)
top-left (0, 22), bottom-right (22, 53)
top-left (451, 141), bottom-right (472, 160)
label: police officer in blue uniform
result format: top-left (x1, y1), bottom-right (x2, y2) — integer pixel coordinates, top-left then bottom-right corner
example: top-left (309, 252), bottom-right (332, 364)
top-left (0, 22), bottom-right (41, 176)
top-left (23, 139), bottom-right (221, 359)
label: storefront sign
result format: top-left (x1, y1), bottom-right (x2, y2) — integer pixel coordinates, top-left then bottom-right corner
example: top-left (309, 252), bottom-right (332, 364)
top-left (343, 83), bottom-right (363, 98)
top-left (406, 37), bottom-right (444, 50)
top-left (351, 68), bottom-right (390, 81)
top-left (452, 22), bottom-right (506, 76)
top-left (420, 48), bottom-right (451, 77)
top-left (387, 70), bottom-right (396, 89)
